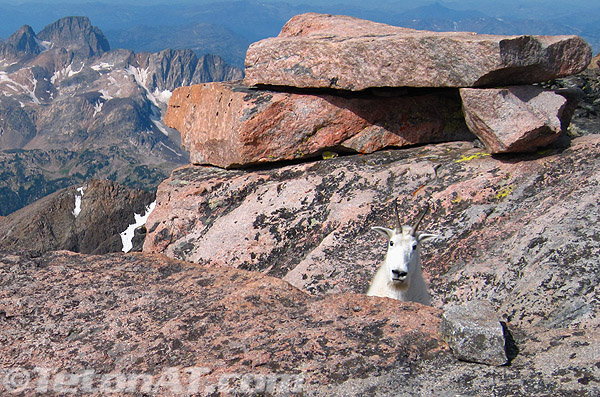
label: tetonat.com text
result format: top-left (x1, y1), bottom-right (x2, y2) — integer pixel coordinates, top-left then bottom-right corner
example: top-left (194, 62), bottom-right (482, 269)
top-left (1, 366), bottom-right (305, 394)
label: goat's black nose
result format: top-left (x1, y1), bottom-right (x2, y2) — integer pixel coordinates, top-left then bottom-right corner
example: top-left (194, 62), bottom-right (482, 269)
top-left (392, 270), bottom-right (408, 278)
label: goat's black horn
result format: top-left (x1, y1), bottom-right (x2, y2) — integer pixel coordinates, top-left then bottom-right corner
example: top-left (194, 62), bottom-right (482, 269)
top-left (411, 203), bottom-right (430, 236)
top-left (394, 199), bottom-right (402, 231)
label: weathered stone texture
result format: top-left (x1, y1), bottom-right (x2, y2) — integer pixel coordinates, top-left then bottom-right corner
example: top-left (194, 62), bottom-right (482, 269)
top-left (244, 13), bottom-right (592, 90)
top-left (144, 135), bottom-right (600, 333)
top-left (0, 251), bottom-right (598, 395)
top-left (164, 82), bottom-right (472, 168)
top-left (0, 251), bottom-right (445, 394)
top-left (460, 85), bottom-right (570, 152)
top-left (441, 300), bottom-right (508, 366)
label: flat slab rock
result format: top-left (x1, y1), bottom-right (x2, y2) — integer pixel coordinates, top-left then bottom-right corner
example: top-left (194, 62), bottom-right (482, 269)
top-left (164, 81), bottom-right (471, 168)
top-left (244, 13), bottom-right (592, 90)
top-left (460, 86), bottom-right (570, 153)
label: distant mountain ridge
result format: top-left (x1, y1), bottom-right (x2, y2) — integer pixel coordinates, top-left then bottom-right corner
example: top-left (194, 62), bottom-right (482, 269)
top-left (0, 16), bottom-right (242, 216)
top-left (2, 25), bottom-right (41, 56)
top-left (109, 2), bottom-right (599, 67)
top-left (0, 179), bottom-right (155, 254)
top-left (387, 3), bottom-right (592, 40)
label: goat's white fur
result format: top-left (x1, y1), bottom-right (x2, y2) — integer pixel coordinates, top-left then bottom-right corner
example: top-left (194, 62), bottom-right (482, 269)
top-left (367, 217), bottom-right (437, 305)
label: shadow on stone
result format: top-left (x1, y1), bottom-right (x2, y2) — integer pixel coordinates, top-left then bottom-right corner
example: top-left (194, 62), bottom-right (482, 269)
top-left (501, 322), bottom-right (519, 365)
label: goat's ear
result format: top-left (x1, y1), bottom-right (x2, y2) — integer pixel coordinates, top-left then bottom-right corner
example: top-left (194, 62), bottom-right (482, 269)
top-left (418, 232), bottom-right (438, 243)
top-left (371, 226), bottom-right (394, 239)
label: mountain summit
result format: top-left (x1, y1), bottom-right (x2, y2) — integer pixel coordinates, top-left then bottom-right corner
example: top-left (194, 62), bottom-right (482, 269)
top-left (3, 24), bottom-right (42, 56)
top-left (37, 16), bottom-right (110, 57)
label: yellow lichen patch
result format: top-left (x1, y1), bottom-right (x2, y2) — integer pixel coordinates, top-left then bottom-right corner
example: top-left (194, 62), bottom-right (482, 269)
top-left (455, 152), bottom-right (491, 163)
top-left (495, 185), bottom-right (514, 200)
top-left (322, 151), bottom-right (338, 160)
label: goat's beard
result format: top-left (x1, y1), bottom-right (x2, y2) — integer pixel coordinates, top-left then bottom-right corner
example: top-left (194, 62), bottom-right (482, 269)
top-left (389, 278), bottom-right (409, 290)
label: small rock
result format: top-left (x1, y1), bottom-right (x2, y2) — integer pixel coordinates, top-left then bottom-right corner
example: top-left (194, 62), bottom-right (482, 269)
top-left (440, 300), bottom-right (509, 366)
top-left (130, 225), bottom-right (147, 252)
top-left (460, 85), bottom-right (571, 153)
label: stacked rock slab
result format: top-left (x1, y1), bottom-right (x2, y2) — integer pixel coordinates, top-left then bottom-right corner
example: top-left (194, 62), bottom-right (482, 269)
top-left (164, 13), bottom-right (592, 167)
top-left (165, 83), bottom-right (471, 168)
top-left (244, 13), bottom-right (591, 90)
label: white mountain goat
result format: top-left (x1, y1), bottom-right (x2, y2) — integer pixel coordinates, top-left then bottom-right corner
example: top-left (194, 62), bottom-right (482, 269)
top-left (367, 201), bottom-right (438, 305)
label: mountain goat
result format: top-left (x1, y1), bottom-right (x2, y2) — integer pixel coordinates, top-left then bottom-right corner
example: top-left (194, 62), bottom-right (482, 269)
top-left (367, 201), bottom-right (438, 305)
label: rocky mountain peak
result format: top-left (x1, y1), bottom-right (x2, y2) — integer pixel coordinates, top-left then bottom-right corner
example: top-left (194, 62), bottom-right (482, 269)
top-left (5, 24), bottom-right (42, 55)
top-left (134, 48), bottom-right (243, 93)
top-left (37, 16), bottom-right (110, 57)
top-left (147, 48), bottom-right (200, 91)
top-left (197, 53), bottom-right (244, 82)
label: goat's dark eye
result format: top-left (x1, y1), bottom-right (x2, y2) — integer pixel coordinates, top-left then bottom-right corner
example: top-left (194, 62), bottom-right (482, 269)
top-left (389, 241), bottom-right (394, 247)
top-left (412, 244), bottom-right (417, 250)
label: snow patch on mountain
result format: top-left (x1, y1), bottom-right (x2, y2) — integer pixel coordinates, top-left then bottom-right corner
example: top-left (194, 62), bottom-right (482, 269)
top-left (126, 65), bottom-right (150, 88)
top-left (51, 63), bottom-right (85, 84)
top-left (93, 100), bottom-right (104, 116)
top-left (0, 69), bottom-right (41, 104)
top-left (91, 62), bottom-right (114, 72)
top-left (72, 186), bottom-right (85, 217)
top-left (98, 89), bottom-right (113, 101)
top-left (120, 200), bottom-right (156, 253)
top-left (157, 141), bottom-right (183, 157)
top-left (153, 88), bottom-right (172, 104)
top-left (35, 38), bottom-right (52, 52)
top-left (152, 117), bottom-right (170, 136)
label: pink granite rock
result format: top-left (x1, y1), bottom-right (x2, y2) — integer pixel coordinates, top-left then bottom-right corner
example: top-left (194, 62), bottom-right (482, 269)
top-left (143, 135), bottom-right (600, 333)
top-left (164, 81), bottom-right (471, 168)
top-left (0, 250), bottom-right (445, 394)
top-left (460, 86), bottom-right (568, 153)
top-left (244, 13), bottom-right (592, 90)
top-left (2, 251), bottom-right (599, 394)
